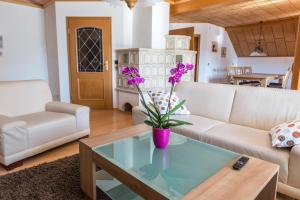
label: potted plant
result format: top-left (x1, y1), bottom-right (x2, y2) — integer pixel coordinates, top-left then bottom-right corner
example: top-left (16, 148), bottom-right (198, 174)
top-left (121, 63), bottom-right (193, 149)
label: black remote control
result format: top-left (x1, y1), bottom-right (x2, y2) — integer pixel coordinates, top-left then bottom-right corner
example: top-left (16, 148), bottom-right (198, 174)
top-left (232, 156), bottom-right (249, 170)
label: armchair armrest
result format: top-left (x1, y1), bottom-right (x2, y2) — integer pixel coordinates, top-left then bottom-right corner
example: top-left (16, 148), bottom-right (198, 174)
top-left (46, 101), bottom-right (89, 115)
top-left (46, 102), bottom-right (90, 131)
top-left (0, 115), bottom-right (28, 159)
top-left (288, 145), bottom-right (300, 188)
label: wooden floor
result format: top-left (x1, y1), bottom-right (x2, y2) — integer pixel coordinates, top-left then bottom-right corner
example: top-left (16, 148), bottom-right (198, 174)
top-left (0, 109), bottom-right (132, 176)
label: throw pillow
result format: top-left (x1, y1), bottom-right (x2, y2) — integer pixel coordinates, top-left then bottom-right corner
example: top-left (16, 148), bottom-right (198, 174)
top-left (270, 120), bottom-right (300, 147)
top-left (148, 91), bottom-right (190, 115)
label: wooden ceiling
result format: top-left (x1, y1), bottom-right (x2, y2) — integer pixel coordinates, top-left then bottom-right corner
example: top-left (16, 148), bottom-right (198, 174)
top-left (171, 0), bottom-right (300, 27)
top-left (226, 17), bottom-right (298, 57)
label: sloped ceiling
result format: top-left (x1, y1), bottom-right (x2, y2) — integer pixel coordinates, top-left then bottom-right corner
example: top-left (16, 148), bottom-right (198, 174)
top-left (226, 17), bottom-right (298, 57)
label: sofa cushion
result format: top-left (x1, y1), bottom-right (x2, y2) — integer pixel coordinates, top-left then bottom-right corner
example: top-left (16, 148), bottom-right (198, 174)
top-left (198, 123), bottom-right (289, 183)
top-left (230, 86), bottom-right (300, 131)
top-left (171, 115), bottom-right (224, 140)
top-left (148, 91), bottom-right (190, 115)
top-left (175, 82), bottom-right (236, 122)
top-left (270, 119), bottom-right (300, 147)
top-left (17, 112), bottom-right (76, 148)
top-left (0, 80), bottom-right (52, 117)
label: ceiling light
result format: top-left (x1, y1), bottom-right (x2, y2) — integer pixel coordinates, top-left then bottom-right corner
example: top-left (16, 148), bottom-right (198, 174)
top-left (250, 21), bottom-right (267, 57)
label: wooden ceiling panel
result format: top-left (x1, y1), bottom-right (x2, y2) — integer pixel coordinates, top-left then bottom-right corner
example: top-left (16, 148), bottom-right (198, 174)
top-left (262, 25), bottom-right (274, 42)
top-left (283, 22), bottom-right (297, 41)
top-left (240, 41), bottom-right (251, 55)
top-left (272, 23), bottom-right (284, 38)
top-left (266, 42), bottom-right (277, 57)
top-left (290, 0), bottom-right (300, 10)
top-left (226, 17), bottom-right (298, 57)
top-left (171, 0), bottom-right (300, 27)
top-left (286, 41), bottom-right (296, 55)
top-left (275, 38), bottom-right (288, 56)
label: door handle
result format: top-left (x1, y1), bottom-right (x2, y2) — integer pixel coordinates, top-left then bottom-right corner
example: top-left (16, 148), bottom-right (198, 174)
top-left (105, 61), bottom-right (109, 71)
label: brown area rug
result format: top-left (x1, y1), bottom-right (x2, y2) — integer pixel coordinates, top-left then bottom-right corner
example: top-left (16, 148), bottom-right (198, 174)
top-left (0, 155), bottom-right (110, 200)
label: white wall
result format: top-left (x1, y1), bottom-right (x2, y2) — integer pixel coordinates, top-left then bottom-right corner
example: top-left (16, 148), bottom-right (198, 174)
top-left (132, 7), bottom-right (152, 48)
top-left (52, 1), bottom-right (133, 104)
top-left (0, 2), bottom-right (48, 81)
top-left (237, 57), bottom-right (293, 74)
top-left (170, 23), bottom-right (238, 83)
top-left (132, 2), bottom-right (169, 49)
top-left (151, 2), bottom-right (170, 49)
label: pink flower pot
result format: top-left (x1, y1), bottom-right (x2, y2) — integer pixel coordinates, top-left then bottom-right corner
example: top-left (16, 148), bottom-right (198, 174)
top-left (152, 128), bottom-right (171, 149)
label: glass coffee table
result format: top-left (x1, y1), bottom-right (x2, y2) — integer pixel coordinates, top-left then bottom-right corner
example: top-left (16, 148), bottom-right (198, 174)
top-left (79, 125), bottom-right (279, 200)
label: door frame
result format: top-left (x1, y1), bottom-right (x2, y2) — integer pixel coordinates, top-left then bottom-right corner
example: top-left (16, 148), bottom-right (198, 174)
top-left (194, 34), bottom-right (200, 82)
top-left (66, 17), bottom-right (113, 109)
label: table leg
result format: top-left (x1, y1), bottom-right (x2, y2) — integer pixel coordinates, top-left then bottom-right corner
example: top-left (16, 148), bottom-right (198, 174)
top-left (234, 79), bottom-right (239, 85)
top-left (260, 79), bottom-right (267, 87)
top-left (79, 142), bottom-right (96, 200)
top-left (255, 172), bottom-right (278, 200)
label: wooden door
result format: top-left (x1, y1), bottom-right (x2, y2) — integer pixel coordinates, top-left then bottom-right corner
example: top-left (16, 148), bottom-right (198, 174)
top-left (169, 27), bottom-right (200, 81)
top-left (68, 17), bottom-right (112, 109)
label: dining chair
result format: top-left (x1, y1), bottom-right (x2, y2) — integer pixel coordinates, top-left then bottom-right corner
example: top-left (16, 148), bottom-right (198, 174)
top-left (243, 66), bottom-right (252, 74)
top-left (227, 66), bottom-right (236, 84)
top-left (267, 68), bottom-right (292, 89)
top-left (234, 67), bottom-right (243, 75)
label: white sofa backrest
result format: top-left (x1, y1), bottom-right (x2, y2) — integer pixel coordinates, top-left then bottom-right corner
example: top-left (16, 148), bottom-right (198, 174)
top-left (0, 80), bottom-right (52, 117)
top-left (230, 86), bottom-right (300, 131)
top-left (175, 82), bottom-right (237, 122)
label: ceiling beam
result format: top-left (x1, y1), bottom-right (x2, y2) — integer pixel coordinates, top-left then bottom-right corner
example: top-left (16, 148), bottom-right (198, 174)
top-left (171, 0), bottom-right (248, 16)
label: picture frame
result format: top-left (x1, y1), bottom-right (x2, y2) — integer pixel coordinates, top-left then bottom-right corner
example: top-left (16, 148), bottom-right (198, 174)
top-left (0, 35), bottom-right (3, 48)
top-left (211, 41), bottom-right (218, 53)
top-left (221, 47), bottom-right (227, 58)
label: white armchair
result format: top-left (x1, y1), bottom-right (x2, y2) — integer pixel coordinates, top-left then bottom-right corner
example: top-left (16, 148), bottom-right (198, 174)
top-left (0, 80), bottom-right (90, 170)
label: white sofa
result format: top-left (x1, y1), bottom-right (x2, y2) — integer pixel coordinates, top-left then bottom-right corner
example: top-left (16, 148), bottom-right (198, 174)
top-left (0, 80), bottom-right (90, 169)
top-left (132, 82), bottom-right (300, 197)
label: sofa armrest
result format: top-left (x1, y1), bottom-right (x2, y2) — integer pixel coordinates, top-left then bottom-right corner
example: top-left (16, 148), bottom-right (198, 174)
top-left (46, 102), bottom-right (90, 131)
top-left (288, 145), bottom-right (300, 188)
top-left (0, 115), bottom-right (28, 159)
top-left (132, 106), bottom-right (148, 125)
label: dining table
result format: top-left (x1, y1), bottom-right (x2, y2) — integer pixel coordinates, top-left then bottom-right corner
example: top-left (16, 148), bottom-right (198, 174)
top-left (233, 73), bottom-right (285, 87)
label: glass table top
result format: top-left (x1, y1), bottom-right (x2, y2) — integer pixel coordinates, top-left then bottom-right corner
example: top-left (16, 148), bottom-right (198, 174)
top-left (93, 132), bottom-right (239, 200)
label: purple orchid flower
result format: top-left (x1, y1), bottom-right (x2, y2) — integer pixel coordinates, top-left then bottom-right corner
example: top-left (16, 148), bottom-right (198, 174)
top-left (168, 63), bottom-right (194, 85)
top-left (121, 66), bottom-right (144, 86)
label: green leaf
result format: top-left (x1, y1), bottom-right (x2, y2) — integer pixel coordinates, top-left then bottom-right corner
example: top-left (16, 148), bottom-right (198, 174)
top-left (149, 102), bottom-right (161, 118)
top-left (141, 110), bottom-right (150, 117)
top-left (166, 123), bottom-right (184, 127)
top-left (144, 120), bottom-right (158, 128)
top-left (161, 100), bottom-right (186, 121)
top-left (140, 102), bottom-right (161, 124)
top-left (141, 110), bottom-right (160, 123)
top-left (168, 119), bottom-right (193, 125)
top-left (140, 100), bottom-right (160, 121)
